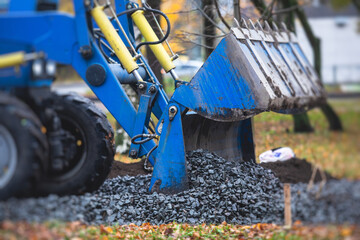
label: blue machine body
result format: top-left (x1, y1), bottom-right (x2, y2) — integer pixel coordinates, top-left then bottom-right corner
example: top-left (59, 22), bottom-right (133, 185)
top-left (0, 0), bottom-right (325, 193)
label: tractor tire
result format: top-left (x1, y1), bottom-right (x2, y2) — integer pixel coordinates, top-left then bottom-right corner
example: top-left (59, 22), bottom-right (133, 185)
top-left (0, 92), bottom-right (48, 200)
top-left (37, 93), bottom-right (114, 196)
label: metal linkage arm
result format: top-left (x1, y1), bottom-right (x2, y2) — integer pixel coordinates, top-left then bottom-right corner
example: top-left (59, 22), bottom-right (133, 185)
top-left (129, 82), bottom-right (159, 164)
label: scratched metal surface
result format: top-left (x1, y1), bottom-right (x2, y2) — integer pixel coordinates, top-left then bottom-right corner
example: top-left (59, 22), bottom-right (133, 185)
top-left (172, 23), bottom-right (326, 122)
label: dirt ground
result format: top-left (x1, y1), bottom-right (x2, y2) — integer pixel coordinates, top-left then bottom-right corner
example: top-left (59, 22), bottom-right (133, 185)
top-left (108, 159), bottom-right (149, 179)
top-left (261, 158), bottom-right (335, 183)
top-left (108, 157), bottom-right (335, 184)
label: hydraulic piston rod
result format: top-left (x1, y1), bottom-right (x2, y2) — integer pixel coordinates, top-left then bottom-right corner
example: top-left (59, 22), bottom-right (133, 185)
top-left (91, 5), bottom-right (143, 81)
top-left (0, 51), bottom-right (41, 69)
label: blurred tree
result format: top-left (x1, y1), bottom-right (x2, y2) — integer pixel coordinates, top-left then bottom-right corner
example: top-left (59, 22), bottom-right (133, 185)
top-left (202, 0), bottom-right (216, 58)
top-left (353, 0), bottom-right (360, 12)
top-left (233, 0), bottom-right (241, 21)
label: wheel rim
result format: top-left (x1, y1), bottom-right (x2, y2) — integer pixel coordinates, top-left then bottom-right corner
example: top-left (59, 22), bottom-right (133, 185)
top-left (0, 124), bottom-right (17, 189)
top-left (50, 114), bottom-right (87, 181)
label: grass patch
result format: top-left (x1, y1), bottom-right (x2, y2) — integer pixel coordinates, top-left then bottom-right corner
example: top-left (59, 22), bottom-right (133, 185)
top-left (254, 98), bottom-right (360, 179)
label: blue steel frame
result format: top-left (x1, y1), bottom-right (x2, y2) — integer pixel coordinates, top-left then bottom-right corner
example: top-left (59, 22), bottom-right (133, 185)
top-left (0, 0), bottom-right (190, 193)
top-left (0, 0), bottom-right (165, 157)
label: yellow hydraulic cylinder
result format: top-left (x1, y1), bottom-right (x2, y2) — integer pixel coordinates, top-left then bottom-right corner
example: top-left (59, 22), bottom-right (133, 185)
top-left (0, 51), bottom-right (25, 69)
top-left (91, 6), bottom-right (139, 74)
top-left (131, 10), bottom-right (175, 73)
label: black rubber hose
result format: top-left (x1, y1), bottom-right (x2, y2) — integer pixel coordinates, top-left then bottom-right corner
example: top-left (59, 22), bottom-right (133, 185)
top-left (96, 34), bottom-right (112, 63)
top-left (134, 6), bottom-right (171, 52)
top-left (109, 7), bottom-right (145, 20)
top-left (145, 144), bottom-right (158, 163)
top-left (109, 6), bottom-right (171, 52)
top-left (131, 134), bottom-right (158, 145)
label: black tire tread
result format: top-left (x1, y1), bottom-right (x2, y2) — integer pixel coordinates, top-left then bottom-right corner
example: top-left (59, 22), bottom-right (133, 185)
top-left (0, 92), bottom-right (48, 200)
top-left (38, 92), bottom-right (114, 195)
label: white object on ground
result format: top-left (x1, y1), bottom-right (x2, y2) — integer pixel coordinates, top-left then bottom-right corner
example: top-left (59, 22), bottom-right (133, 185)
top-left (259, 147), bottom-right (295, 163)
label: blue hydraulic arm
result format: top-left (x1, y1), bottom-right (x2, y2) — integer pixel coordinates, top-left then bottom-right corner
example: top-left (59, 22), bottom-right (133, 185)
top-left (0, 0), bottom-right (170, 162)
top-left (0, 0), bottom-right (190, 194)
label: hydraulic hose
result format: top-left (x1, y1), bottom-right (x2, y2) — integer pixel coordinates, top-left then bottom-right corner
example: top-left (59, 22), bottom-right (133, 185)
top-left (131, 9), bottom-right (175, 72)
top-left (131, 134), bottom-right (158, 145)
top-left (133, 7), bottom-right (171, 53)
top-left (110, 7), bottom-right (171, 53)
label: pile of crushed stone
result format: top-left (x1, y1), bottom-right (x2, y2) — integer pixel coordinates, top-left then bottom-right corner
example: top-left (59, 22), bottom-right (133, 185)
top-left (0, 150), bottom-right (359, 225)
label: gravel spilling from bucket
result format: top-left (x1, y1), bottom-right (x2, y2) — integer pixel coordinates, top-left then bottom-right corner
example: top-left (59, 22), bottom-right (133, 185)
top-left (0, 149), bottom-right (359, 225)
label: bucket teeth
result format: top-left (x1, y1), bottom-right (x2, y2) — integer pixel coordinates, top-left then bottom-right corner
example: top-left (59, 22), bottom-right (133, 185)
top-left (234, 18), bottom-right (241, 28)
top-left (272, 22), bottom-right (279, 32)
top-left (241, 17), bottom-right (249, 29)
top-left (256, 20), bottom-right (263, 31)
top-left (264, 20), bottom-right (272, 32)
top-left (248, 19), bottom-right (256, 30)
top-left (280, 22), bottom-right (288, 32)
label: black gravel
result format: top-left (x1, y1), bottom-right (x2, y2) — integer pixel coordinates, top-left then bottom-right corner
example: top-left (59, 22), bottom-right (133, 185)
top-left (0, 150), bottom-right (359, 225)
